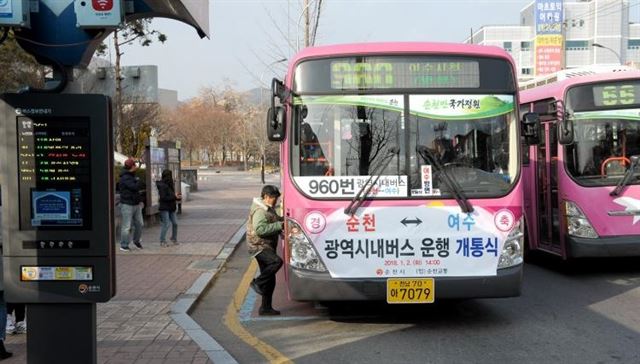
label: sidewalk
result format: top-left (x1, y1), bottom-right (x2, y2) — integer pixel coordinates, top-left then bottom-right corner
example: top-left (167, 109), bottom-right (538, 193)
top-left (4, 170), bottom-right (276, 363)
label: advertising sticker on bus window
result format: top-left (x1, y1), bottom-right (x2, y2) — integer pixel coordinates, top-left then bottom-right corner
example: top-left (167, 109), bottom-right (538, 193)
top-left (311, 205), bottom-right (519, 278)
top-left (409, 95), bottom-right (515, 120)
top-left (294, 175), bottom-right (408, 198)
top-left (410, 165), bottom-right (443, 197)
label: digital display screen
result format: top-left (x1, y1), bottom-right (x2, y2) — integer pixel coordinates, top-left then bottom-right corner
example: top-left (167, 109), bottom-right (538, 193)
top-left (329, 59), bottom-right (480, 89)
top-left (593, 83), bottom-right (640, 107)
top-left (17, 117), bottom-right (92, 230)
top-left (568, 80), bottom-right (640, 111)
top-left (294, 56), bottom-right (516, 93)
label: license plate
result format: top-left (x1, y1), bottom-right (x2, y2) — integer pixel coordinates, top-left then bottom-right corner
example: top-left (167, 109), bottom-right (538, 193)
top-left (386, 278), bottom-right (435, 304)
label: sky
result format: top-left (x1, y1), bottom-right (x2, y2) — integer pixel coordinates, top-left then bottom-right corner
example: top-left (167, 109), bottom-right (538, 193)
top-left (108, 0), bottom-right (640, 101)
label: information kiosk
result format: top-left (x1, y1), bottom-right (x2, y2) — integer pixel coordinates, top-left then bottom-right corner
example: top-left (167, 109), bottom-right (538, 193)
top-left (0, 93), bottom-right (115, 364)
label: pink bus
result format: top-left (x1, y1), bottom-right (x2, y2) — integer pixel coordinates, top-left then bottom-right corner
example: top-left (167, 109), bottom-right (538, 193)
top-left (520, 71), bottom-right (640, 259)
top-left (266, 43), bottom-right (526, 303)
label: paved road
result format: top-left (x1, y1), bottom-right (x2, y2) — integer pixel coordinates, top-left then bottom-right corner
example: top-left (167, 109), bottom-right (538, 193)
top-left (193, 248), bottom-right (640, 363)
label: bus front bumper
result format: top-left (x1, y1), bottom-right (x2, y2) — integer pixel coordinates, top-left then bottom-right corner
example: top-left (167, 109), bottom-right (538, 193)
top-left (287, 264), bottom-right (523, 302)
top-left (568, 235), bottom-right (640, 258)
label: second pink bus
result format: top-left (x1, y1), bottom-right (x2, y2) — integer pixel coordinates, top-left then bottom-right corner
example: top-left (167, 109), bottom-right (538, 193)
top-left (520, 71), bottom-right (640, 258)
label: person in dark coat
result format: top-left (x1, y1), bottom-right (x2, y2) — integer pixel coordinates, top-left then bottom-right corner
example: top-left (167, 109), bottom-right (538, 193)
top-left (119, 158), bottom-right (145, 251)
top-left (156, 169), bottom-right (181, 246)
top-left (246, 185), bottom-right (284, 315)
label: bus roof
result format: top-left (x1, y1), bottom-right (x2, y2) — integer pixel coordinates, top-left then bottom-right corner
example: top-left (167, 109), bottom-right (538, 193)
top-left (520, 70), bottom-right (640, 104)
top-left (285, 42), bottom-right (515, 83)
top-left (518, 65), bottom-right (636, 91)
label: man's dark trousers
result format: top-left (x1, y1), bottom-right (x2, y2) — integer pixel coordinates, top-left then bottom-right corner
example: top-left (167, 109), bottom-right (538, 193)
top-left (255, 247), bottom-right (283, 298)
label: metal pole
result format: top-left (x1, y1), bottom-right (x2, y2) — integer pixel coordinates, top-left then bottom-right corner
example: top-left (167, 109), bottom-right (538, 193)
top-left (304, 0), bottom-right (310, 47)
top-left (296, 1), bottom-right (314, 51)
top-left (592, 43), bottom-right (623, 64)
top-left (28, 303), bottom-right (96, 364)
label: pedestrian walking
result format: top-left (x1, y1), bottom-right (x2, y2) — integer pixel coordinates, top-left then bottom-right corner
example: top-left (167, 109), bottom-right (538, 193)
top-left (118, 158), bottom-right (145, 251)
top-left (156, 169), bottom-right (181, 246)
top-left (247, 185), bottom-right (284, 316)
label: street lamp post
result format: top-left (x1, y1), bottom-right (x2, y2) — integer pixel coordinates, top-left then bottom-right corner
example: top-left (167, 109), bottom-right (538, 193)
top-left (259, 58), bottom-right (288, 105)
top-left (592, 43), bottom-right (623, 65)
top-left (296, 1), bottom-right (314, 51)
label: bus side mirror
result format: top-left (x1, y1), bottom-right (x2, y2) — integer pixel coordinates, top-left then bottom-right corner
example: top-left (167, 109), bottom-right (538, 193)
top-left (522, 112), bottom-right (540, 145)
top-left (266, 106), bottom-right (286, 142)
top-left (558, 110), bottom-right (574, 145)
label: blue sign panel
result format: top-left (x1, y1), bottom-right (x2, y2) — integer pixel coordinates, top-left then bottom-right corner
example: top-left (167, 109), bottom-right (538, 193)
top-left (0, 0), bottom-right (13, 18)
top-left (33, 191), bottom-right (70, 220)
top-left (535, 0), bottom-right (564, 35)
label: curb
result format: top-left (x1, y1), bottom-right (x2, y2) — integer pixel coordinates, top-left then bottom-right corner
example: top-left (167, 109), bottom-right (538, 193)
top-left (170, 224), bottom-right (247, 364)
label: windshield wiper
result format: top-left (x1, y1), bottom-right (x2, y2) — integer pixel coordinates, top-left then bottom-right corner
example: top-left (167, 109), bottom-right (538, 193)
top-left (344, 147), bottom-right (400, 216)
top-left (610, 155), bottom-right (640, 197)
top-left (416, 145), bottom-right (474, 213)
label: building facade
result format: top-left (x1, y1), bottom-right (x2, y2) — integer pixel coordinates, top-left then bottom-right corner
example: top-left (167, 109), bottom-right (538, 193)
top-left (466, 0), bottom-right (640, 81)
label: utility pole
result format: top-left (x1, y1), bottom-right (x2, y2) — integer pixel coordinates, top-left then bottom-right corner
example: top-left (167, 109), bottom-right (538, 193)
top-left (304, 0), bottom-right (310, 47)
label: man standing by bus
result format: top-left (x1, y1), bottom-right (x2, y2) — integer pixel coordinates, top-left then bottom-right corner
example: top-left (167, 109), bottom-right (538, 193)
top-left (247, 185), bottom-right (284, 316)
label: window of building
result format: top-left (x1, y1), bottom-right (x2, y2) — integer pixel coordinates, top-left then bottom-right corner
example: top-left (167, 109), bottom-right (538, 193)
top-left (520, 41), bottom-right (531, 51)
top-left (629, 39), bottom-right (640, 50)
top-left (521, 68), bottom-right (533, 75)
top-left (565, 40), bottom-right (589, 51)
top-left (503, 41), bottom-right (512, 52)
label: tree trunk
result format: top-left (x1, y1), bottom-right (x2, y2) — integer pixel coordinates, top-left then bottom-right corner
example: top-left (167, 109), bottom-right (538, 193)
top-left (114, 29), bottom-right (124, 153)
top-left (261, 153), bottom-right (265, 184)
top-left (243, 149), bottom-right (248, 171)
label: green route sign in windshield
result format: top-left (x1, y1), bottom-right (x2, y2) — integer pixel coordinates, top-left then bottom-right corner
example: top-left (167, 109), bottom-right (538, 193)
top-left (294, 94), bottom-right (515, 120)
top-left (574, 108), bottom-right (640, 121)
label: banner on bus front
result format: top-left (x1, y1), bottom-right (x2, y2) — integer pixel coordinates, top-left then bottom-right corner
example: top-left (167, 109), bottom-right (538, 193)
top-left (301, 205), bottom-right (520, 278)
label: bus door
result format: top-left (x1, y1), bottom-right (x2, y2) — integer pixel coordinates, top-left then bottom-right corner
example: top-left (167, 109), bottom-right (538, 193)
top-left (536, 119), bottom-right (563, 255)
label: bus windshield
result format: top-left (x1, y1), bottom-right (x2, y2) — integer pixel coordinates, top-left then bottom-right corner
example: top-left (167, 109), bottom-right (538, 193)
top-left (565, 109), bottom-right (640, 186)
top-left (291, 94), bottom-right (518, 199)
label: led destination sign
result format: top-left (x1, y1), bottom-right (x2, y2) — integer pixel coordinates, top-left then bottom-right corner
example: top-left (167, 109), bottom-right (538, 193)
top-left (593, 82), bottom-right (640, 107)
top-left (330, 59), bottom-right (480, 89)
top-left (17, 117), bottom-right (92, 230)
top-left (568, 80), bottom-right (640, 111)
top-left (293, 56), bottom-right (516, 93)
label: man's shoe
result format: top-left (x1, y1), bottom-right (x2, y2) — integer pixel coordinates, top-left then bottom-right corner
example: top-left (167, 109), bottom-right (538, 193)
top-left (133, 241), bottom-right (143, 249)
top-left (119, 246), bottom-right (130, 252)
top-left (250, 280), bottom-right (264, 296)
top-left (258, 307), bottom-right (281, 316)
top-left (170, 240), bottom-right (179, 245)
top-left (5, 317), bottom-right (14, 335)
top-left (14, 321), bottom-right (26, 335)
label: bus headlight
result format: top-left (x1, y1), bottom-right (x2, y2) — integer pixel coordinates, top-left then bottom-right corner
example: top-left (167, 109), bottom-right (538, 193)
top-left (564, 201), bottom-right (598, 239)
top-left (498, 218), bottom-right (524, 269)
top-left (287, 219), bottom-right (327, 272)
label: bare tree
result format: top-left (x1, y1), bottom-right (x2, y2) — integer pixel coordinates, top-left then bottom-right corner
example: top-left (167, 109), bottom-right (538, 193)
top-left (119, 97), bottom-right (161, 157)
top-left (95, 19), bottom-right (167, 153)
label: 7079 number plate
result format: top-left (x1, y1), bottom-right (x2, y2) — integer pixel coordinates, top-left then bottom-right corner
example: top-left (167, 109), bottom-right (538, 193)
top-left (386, 278), bottom-right (435, 304)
